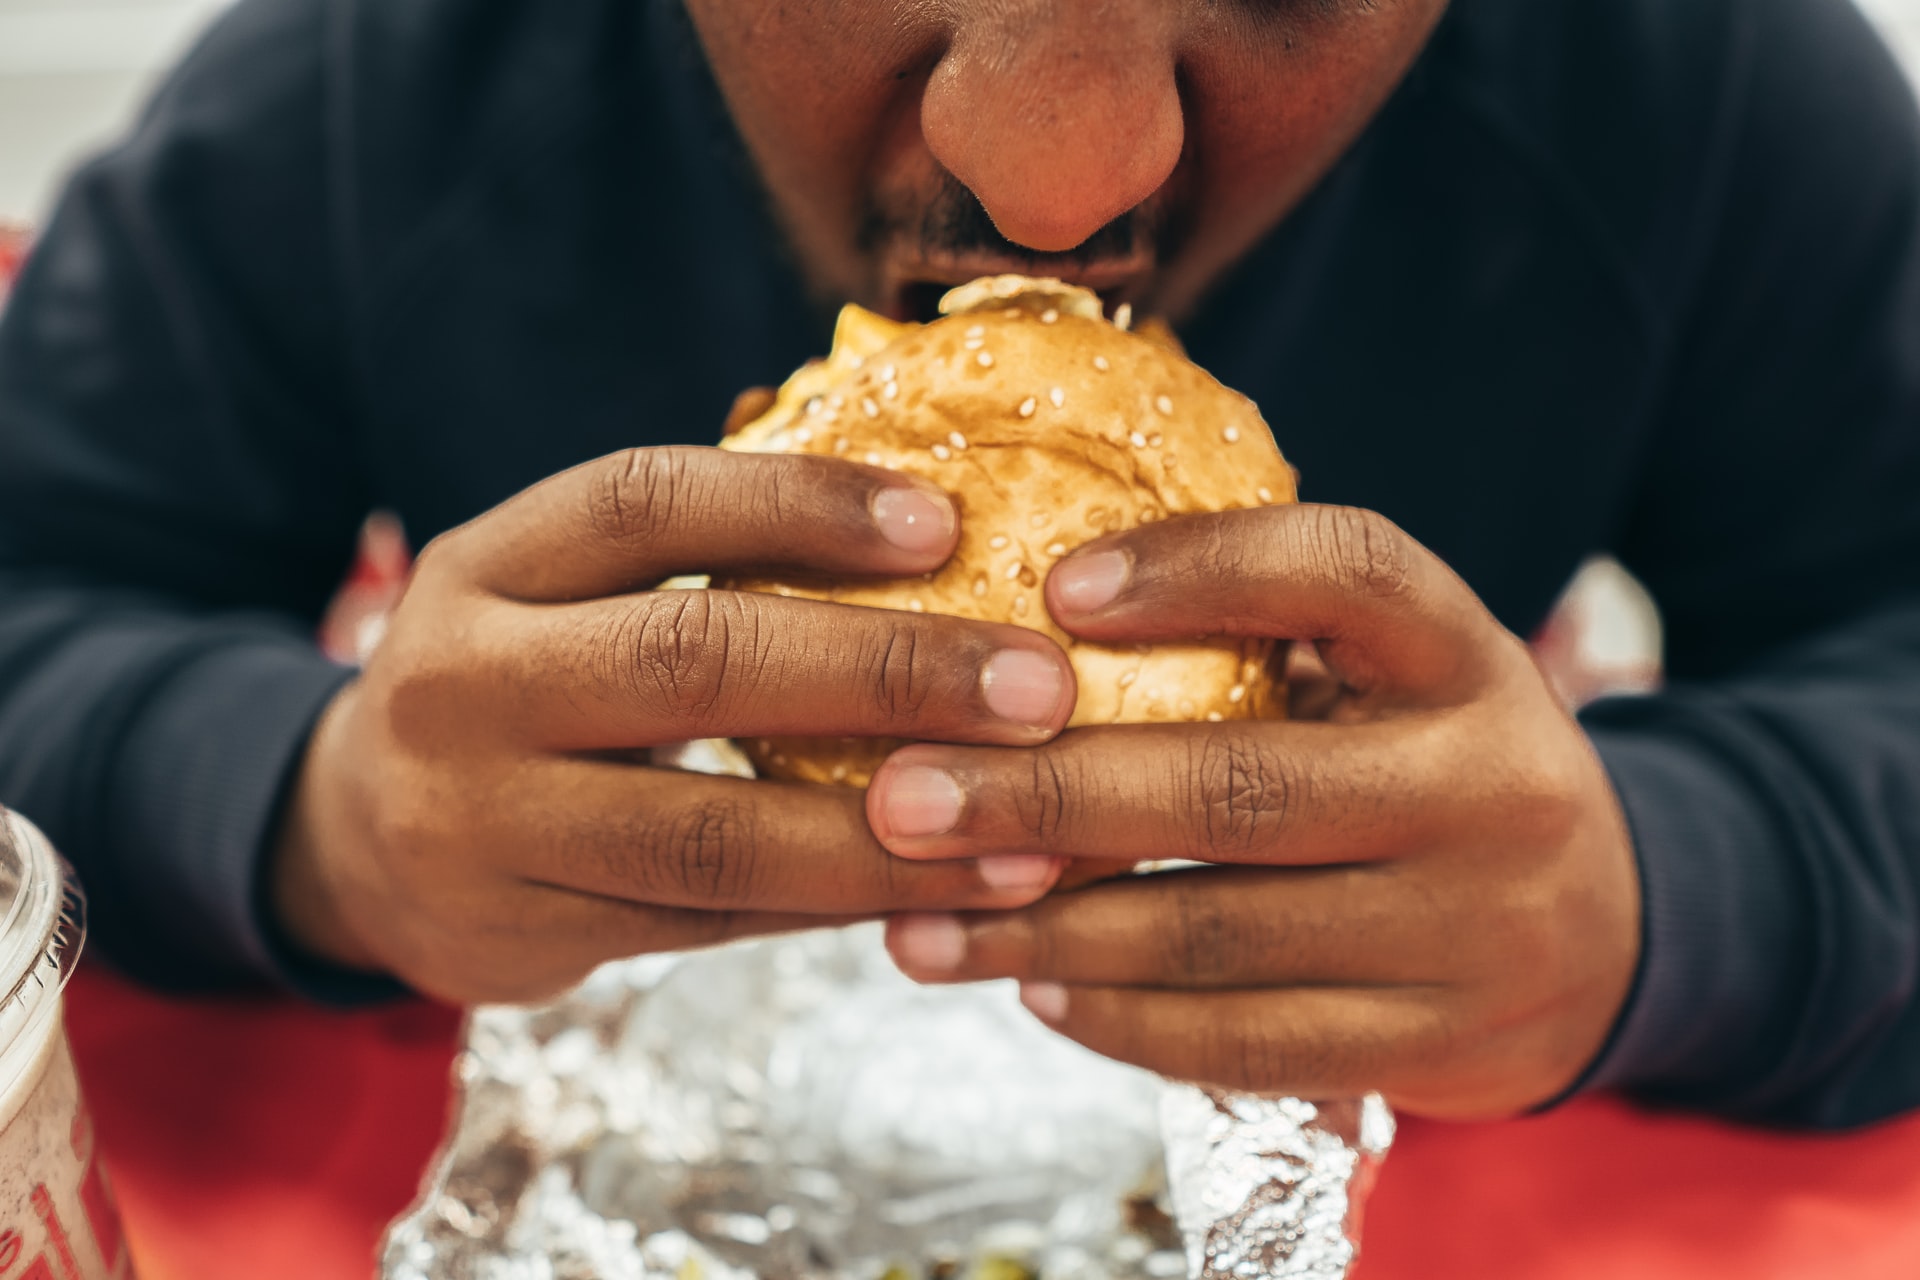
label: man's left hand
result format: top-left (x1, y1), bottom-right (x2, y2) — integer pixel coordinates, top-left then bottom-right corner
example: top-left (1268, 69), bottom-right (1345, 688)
top-left (868, 503), bottom-right (1641, 1120)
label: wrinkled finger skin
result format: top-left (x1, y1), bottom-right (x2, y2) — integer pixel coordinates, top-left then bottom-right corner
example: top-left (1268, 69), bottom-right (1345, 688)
top-left (272, 446), bottom-right (1081, 1005)
top-left (876, 503), bottom-right (1643, 1120)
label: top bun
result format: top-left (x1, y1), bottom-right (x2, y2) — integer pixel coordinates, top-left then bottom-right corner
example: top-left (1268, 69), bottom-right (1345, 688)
top-left (719, 276), bottom-right (1296, 787)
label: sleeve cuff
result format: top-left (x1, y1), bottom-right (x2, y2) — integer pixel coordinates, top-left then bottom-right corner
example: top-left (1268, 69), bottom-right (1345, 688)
top-left (108, 631), bottom-right (404, 1004)
top-left (1564, 702), bottom-right (1813, 1102)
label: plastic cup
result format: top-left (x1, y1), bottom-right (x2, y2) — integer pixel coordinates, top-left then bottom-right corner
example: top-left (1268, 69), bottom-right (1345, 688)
top-left (0, 808), bottom-right (133, 1279)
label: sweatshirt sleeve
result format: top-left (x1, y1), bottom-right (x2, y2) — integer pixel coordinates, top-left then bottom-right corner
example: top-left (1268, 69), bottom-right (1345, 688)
top-left (0, 0), bottom-right (383, 995)
top-left (1574, 0), bottom-right (1920, 1126)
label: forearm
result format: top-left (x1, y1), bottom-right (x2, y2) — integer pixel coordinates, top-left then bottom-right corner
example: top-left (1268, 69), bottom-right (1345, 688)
top-left (1577, 600), bottom-right (1920, 1127)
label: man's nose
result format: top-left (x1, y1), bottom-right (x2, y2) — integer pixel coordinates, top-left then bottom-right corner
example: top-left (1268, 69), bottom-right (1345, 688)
top-left (919, 7), bottom-right (1184, 254)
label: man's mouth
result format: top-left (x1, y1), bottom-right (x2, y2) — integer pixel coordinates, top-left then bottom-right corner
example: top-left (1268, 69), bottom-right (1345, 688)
top-left (880, 252), bottom-right (1155, 324)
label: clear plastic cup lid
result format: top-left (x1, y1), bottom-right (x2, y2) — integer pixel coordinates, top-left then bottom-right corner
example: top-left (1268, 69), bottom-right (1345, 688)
top-left (0, 808), bottom-right (86, 1058)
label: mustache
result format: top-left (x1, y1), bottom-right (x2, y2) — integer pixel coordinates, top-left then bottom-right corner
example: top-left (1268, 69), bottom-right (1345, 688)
top-left (857, 171), bottom-right (1172, 269)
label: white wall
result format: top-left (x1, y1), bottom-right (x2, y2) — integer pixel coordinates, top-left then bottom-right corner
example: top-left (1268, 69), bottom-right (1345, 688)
top-left (0, 0), bottom-right (229, 223)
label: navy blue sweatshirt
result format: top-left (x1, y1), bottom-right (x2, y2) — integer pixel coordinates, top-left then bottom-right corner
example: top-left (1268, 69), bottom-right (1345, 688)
top-left (1, 0), bottom-right (1918, 1127)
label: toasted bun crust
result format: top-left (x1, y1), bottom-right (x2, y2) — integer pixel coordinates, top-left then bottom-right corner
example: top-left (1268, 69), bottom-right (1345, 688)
top-left (718, 276), bottom-right (1296, 787)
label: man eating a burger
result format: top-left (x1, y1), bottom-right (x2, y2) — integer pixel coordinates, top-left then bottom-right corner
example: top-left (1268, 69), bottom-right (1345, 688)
top-left (0, 0), bottom-right (1917, 1130)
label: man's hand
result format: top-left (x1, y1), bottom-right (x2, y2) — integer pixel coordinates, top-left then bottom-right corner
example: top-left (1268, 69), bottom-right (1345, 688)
top-left (273, 447), bottom-right (1079, 1004)
top-left (870, 504), bottom-right (1641, 1120)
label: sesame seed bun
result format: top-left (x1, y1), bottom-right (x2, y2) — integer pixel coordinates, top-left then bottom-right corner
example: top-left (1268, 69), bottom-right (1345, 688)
top-left (718, 275), bottom-right (1296, 789)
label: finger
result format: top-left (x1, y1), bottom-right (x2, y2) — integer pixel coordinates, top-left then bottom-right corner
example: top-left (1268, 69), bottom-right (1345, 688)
top-left (885, 863), bottom-right (1444, 989)
top-left (868, 721), bottom-right (1465, 867)
top-left (433, 882), bottom-right (865, 1005)
top-left (441, 446), bottom-right (960, 602)
top-left (1011, 982), bottom-right (1438, 1099)
top-left (486, 591), bottom-right (1076, 749)
top-left (482, 756), bottom-right (1067, 914)
top-left (1046, 503), bottom-right (1517, 701)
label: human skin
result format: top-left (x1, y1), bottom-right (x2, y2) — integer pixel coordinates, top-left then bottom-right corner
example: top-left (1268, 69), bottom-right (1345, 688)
top-left (275, 0), bottom-right (1641, 1115)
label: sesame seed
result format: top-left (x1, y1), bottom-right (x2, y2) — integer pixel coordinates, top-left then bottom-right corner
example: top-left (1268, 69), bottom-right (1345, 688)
top-left (793, 426), bottom-right (813, 444)
top-left (1130, 431), bottom-right (1148, 448)
top-left (1148, 433), bottom-right (1163, 448)
top-left (965, 324), bottom-right (986, 339)
top-left (1139, 508), bottom-right (1159, 522)
top-left (1018, 397), bottom-right (1037, 418)
top-left (828, 394), bottom-right (845, 409)
top-left (831, 764), bottom-right (849, 781)
top-left (1229, 684), bottom-right (1246, 703)
top-left (948, 430), bottom-right (968, 450)
top-left (1045, 542), bottom-right (1067, 557)
top-left (972, 573), bottom-right (989, 598)
top-left (1012, 595), bottom-right (1028, 615)
top-left (757, 739), bottom-right (771, 751)
top-left (848, 355), bottom-right (865, 369)
top-left (1114, 303), bottom-right (1133, 330)
top-left (805, 396), bottom-right (824, 416)
top-left (1155, 395), bottom-right (1174, 415)
top-left (1005, 562), bottom-right (1024, 580)
top-left (1030, 511), bottom-right (1050, 527)
top-left (1207, 711), bottom-right (1224, 723)
top-left (1093, 355), bottom-right (1110, 371)
top-left (880, 364), bottom-right (896, 382)
top-left (1041, 309), bottom-right (1059, 324)
top-left (1257, 486), bottom-right (1274, 503)
top-left (932, 443), bottom-right (952, 460)
top-left (833, 437), bottom-right (849, 453)
top-left (772, 752), bottom-right (789, 766)
top-left (989, 534), bottom-right (1010, 550)
top-left (1222, 425), bottom-right (1241, 443)
top-left (1049, 386), bottom-right (1065, 408)
top-left (964, 336), bottom-right (984, 350)
top-left (864, 451), bottom-right (882, 465)
top-left (862, 397), bottom-right (879, 417)
top-left (1118, 671), bottom-right (1138, 688)
top-left (908, 599), bottom-right (925, 613)
top-left (976, 351), bottom-right (994, 368)
top-left (882, 381), bottom-right (899, 400)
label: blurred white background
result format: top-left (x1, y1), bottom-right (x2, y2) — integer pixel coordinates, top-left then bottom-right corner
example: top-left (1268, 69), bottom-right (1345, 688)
top-left (4, 0), bottom-right (1920, 222)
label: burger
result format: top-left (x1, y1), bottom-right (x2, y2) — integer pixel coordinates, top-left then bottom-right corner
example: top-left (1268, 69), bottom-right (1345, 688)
top-left (717, 275), bottom-right (1297, 788)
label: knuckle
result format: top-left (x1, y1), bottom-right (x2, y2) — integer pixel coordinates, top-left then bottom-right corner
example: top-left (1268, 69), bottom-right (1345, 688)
top-left (1191, 731), bottom-right (1295, 859)
top-left (655, 797), bottom-right (760, 902)
top-left (1013, 748), bottom-right (1082, 846)
top-left (587, 447), bottom-right (681, 550)
top-left (1162, 884), bottom-right (1247, 983)
top-left (1211, 1023), bottom-right (1291, 1093)
top-left (1317, 506), bottom-right (1416, 601)
top-left (615, 591), bottom-right (769, 726)
top-left (861, 623), bottom-right (936, 726)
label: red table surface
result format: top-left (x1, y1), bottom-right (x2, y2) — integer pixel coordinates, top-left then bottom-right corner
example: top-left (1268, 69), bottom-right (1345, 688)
top-left (63, 963), bottom-right (1920, 1280)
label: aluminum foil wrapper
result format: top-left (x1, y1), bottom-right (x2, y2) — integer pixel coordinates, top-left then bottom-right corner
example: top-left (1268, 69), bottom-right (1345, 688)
top-left (381, 743), bottom-right (1392, 1280)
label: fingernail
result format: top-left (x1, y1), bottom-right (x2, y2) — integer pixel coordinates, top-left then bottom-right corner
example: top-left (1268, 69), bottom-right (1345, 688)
top-left (872, 486), bottom-right (957, 554)
top-left (981, 649), bottom-right (1067, 727)
top-left (1021, 981), bottom-right (1070, 1024)
top-left (880, 766), bottom-right (963, 838)
top-left (891, 913), bottom-right (967, 974)
top-left (977, 854), bottom-right (1058, 891)
top-left (1052, 550), bottom-right (1130, 613)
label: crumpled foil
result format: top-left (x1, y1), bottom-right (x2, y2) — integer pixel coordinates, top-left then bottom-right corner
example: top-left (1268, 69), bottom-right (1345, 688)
top-left (1161, 1092), bottom-right (1393, 1280)
top-left (380, 743), bottom-right (1391, 1280)
top-left (379, 928), bottom-right (1391, 1280)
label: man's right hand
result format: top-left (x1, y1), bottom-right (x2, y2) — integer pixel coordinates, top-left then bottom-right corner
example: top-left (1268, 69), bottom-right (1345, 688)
top-left (270, 447), bottom-right (1078, 1004)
